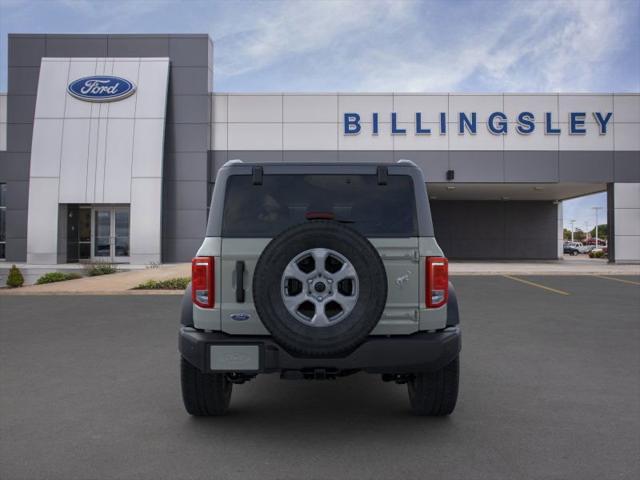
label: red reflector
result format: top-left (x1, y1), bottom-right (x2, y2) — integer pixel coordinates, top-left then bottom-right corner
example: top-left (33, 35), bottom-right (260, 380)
top-left (305, 211), bottom-right (335, 220)
top-left (426, 257), bottom-right (448, 308)
top-left (192, 257), bottom-right (214, 308)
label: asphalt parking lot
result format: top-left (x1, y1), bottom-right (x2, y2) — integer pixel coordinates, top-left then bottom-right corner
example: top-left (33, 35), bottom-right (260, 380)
top-left (1, 275), bottom-right (639, 480)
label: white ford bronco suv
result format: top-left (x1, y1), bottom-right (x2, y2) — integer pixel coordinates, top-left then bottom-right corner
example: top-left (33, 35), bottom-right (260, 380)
top-left (179, 160), bottom-right (461, 416)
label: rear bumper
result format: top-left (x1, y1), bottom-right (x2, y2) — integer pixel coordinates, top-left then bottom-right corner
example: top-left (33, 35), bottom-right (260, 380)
top-left (179, 326), bottom-right (461, 374)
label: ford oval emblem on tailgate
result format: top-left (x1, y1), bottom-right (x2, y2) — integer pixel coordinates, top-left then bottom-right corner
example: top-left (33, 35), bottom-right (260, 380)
top-left (67, 76), bottom-right (136, 102)
top-left (230, 313), bottom-right (251, 321)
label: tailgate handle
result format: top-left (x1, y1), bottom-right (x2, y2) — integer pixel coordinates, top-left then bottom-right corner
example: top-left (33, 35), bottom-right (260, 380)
top-left (235, 261), bottom-right (245, 303)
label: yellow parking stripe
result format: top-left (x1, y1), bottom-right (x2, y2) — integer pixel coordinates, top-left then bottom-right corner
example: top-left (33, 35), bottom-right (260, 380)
top-left (593, 275), bottom-right (640, 286)
top-left (502, 275), bottom-right (570, 296)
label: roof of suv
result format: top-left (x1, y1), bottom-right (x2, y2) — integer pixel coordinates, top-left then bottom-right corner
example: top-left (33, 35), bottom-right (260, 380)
top-left (221, 160), bottom-right (421, 169)
top-left (218, 160), bottom-right (425, 178)
top-left (206, 160), bottom-right (435, 237)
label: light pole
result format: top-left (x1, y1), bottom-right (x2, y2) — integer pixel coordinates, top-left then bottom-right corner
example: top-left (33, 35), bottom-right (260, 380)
top-left (570, 219), bottom-right (576, 242)
top-left (592, 206), bottom-right (603, 248)
top-left (584, 221), bottom-right (590, 242)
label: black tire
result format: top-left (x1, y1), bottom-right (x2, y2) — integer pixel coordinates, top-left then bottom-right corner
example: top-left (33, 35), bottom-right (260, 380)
top-left (407, 356), bottom-right (459, 416)
top-left (181, 357), bottom-right (232, 416)
top-left (253, 220), bottom-right (387, 357)
top-left (572, 250), bottom-right (579, 256)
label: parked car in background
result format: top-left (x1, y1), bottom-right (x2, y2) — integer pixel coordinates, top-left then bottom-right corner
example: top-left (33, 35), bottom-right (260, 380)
top-left (578, 244), bottom-right (595, 254)
top-left (589, 245), bottom-right (608, 258)
top-left (564, 243), bottom-right (581, 256)
top-left (584, 238), bottom-right (607, 246)
top-left (563, 242), bottom-right (585, 255)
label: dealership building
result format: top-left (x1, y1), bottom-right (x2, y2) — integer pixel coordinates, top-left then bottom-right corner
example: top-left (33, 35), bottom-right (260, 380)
top-left (0, 33), bottom-right (638, 264)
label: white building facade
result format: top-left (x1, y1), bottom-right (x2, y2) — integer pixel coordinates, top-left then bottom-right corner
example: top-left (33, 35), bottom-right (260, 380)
top-left (0, 34), bottom-right (638, 264)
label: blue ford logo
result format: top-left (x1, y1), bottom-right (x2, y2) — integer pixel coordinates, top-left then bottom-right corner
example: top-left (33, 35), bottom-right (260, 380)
top-left (67, 76), bottom-right (136, 102)
top-left (230, 313), bottom-right (251, 321)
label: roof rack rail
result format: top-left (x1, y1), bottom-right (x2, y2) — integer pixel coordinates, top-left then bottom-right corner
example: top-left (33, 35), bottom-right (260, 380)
top-left (396, 159), bottom-right (418, 167)
top-left (223, 159), bottom-right (244, 167)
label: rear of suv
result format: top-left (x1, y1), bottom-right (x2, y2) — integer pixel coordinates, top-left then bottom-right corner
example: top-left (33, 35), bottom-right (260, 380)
top-left (179, 160), bottom-right (461, 416)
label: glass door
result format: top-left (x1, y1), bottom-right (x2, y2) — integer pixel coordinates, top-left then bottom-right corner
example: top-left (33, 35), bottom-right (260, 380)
top-left (94, 209), bottom-right (112, 259)
top-left (113, 207), bottom-right (130, 259)
top-left (66, 205), bottom-right (92, 262)
top-left (92, 206), bottom-right (130, 263)
top-left (78, 207), bottom-right (92, 260)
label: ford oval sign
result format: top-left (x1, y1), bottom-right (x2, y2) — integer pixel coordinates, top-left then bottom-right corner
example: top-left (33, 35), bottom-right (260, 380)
top-left (67, 76), bottom-right (136, 102)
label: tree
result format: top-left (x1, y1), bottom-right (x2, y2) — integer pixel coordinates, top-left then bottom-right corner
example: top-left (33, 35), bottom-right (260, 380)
top-left (573, 228), bottom-right (586, 242)
top-left (589, 224), bottom-right (608, 240)
top-left (6, 264), bottom-right (24, 288)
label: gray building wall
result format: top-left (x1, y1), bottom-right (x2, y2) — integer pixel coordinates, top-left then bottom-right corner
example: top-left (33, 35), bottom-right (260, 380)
top-left (209, 149), bottom-right (640, 184)
top-left (0, 33), bottom-right (212, 262)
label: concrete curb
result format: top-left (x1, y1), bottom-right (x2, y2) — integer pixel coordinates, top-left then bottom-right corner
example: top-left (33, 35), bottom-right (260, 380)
top-left (0, 290), bottom-right (185, 296)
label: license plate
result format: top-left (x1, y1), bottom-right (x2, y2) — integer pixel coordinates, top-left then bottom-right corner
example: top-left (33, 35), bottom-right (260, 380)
top-left (210, 345), bottom-right (259, 371)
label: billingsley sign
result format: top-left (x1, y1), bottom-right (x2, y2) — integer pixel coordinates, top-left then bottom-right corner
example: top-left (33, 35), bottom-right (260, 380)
top-left (343, 111), bottom-right (613, 135)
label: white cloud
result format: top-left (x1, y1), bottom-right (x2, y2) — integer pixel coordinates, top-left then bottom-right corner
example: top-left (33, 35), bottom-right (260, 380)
top-left (213, 0), bottom-right (636, 92)
top-left (1, 0), bottom-right (635, 92)
top-left (213, 0), bottom-right (410, 79)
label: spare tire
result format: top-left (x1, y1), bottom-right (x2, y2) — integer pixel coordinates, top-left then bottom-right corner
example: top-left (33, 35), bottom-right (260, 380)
top-left (253, 221), bottom-right (387, 357)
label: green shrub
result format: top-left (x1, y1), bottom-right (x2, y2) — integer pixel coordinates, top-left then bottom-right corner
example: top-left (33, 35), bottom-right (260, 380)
top-left (6, 265), bottom-right (24, 288)
top-left (589, 250), bottom-right (606, 259)
top-left (84, 263), bottom-right (118, 276)
top-left (36, 272), bottom-right (82, 285)
top-left (133, 277), bottom-right (190, 290)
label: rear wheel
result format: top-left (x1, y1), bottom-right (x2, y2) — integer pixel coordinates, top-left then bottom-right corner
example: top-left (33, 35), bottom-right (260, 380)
top-left (181, 357), bottom-right (232, 416)
top-left (407, 356), bottom-right (459, 416)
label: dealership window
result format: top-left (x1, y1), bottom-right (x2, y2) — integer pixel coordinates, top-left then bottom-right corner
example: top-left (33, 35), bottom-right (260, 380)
top-left (0, 183), bottom-right (6, 259)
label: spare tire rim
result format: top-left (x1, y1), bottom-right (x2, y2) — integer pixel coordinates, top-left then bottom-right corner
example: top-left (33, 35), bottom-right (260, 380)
top-left (281, 248), bottom-right (359, 327)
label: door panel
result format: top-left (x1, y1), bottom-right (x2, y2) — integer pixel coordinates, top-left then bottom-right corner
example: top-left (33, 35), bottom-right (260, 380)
top-left (94, 210), bottom-right (111, 257)
top-left (219, 238), bottom-right (271, 335)
top-left (78, 207), bottom-right (91, 260)
top-left (66, 205), bottom-right (79, 263)
top-left (92, 206), bottom-right (130, 262)
top-left (113, 209), bottom-right (130, 258)
top-left (219, 237), bottom-right (420, 336)
top-left (370, 238), bottom-right (420, 335)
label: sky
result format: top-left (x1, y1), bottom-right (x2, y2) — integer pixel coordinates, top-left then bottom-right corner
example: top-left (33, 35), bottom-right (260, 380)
top-left (0, 0), bottom-right (638, 228)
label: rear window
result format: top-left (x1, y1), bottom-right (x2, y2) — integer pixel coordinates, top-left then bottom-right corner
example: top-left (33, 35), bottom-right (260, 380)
top-left (222, 174), bottom-right (417, 237)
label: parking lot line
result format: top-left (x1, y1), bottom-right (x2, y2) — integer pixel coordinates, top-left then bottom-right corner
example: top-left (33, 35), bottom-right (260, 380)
top-left (502, 275), bottom-right (571, 296)
top-left (593, 275), bottom-right (640, 286)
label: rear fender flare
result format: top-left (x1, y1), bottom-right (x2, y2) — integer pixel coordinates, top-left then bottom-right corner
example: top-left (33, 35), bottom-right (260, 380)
top-left (181, 283), bottom-right (194, 327)
top-left (447, 281), bottom-right (460, 327)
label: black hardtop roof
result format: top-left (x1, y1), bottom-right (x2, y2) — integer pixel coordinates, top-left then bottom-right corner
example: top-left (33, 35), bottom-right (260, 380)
top-left (223, 161), bottom-right (418, 168)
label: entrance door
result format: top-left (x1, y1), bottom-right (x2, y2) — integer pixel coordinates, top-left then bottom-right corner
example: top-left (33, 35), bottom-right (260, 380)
top-left (66, 205), bottom-right (92, 262)
top-left (92, 206), bottom-right (130, 263)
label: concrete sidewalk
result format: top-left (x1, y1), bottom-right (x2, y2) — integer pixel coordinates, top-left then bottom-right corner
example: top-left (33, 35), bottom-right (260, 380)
top-left (449, 257), bottom-right (640, 276)
top-left (0, 263), bottom-right (190, 295)
top-left (1, 257), bottom-right (638, 295)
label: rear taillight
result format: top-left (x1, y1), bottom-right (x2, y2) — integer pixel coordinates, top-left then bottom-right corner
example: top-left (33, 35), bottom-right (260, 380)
top-left (192, 257), bottom-right (214, 308)
top-left (426, 257), bottom-right (448, 308)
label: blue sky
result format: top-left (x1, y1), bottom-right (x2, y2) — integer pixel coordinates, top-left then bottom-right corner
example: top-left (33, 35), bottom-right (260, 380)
top-left (1, 0), bottom-right (638, 228)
